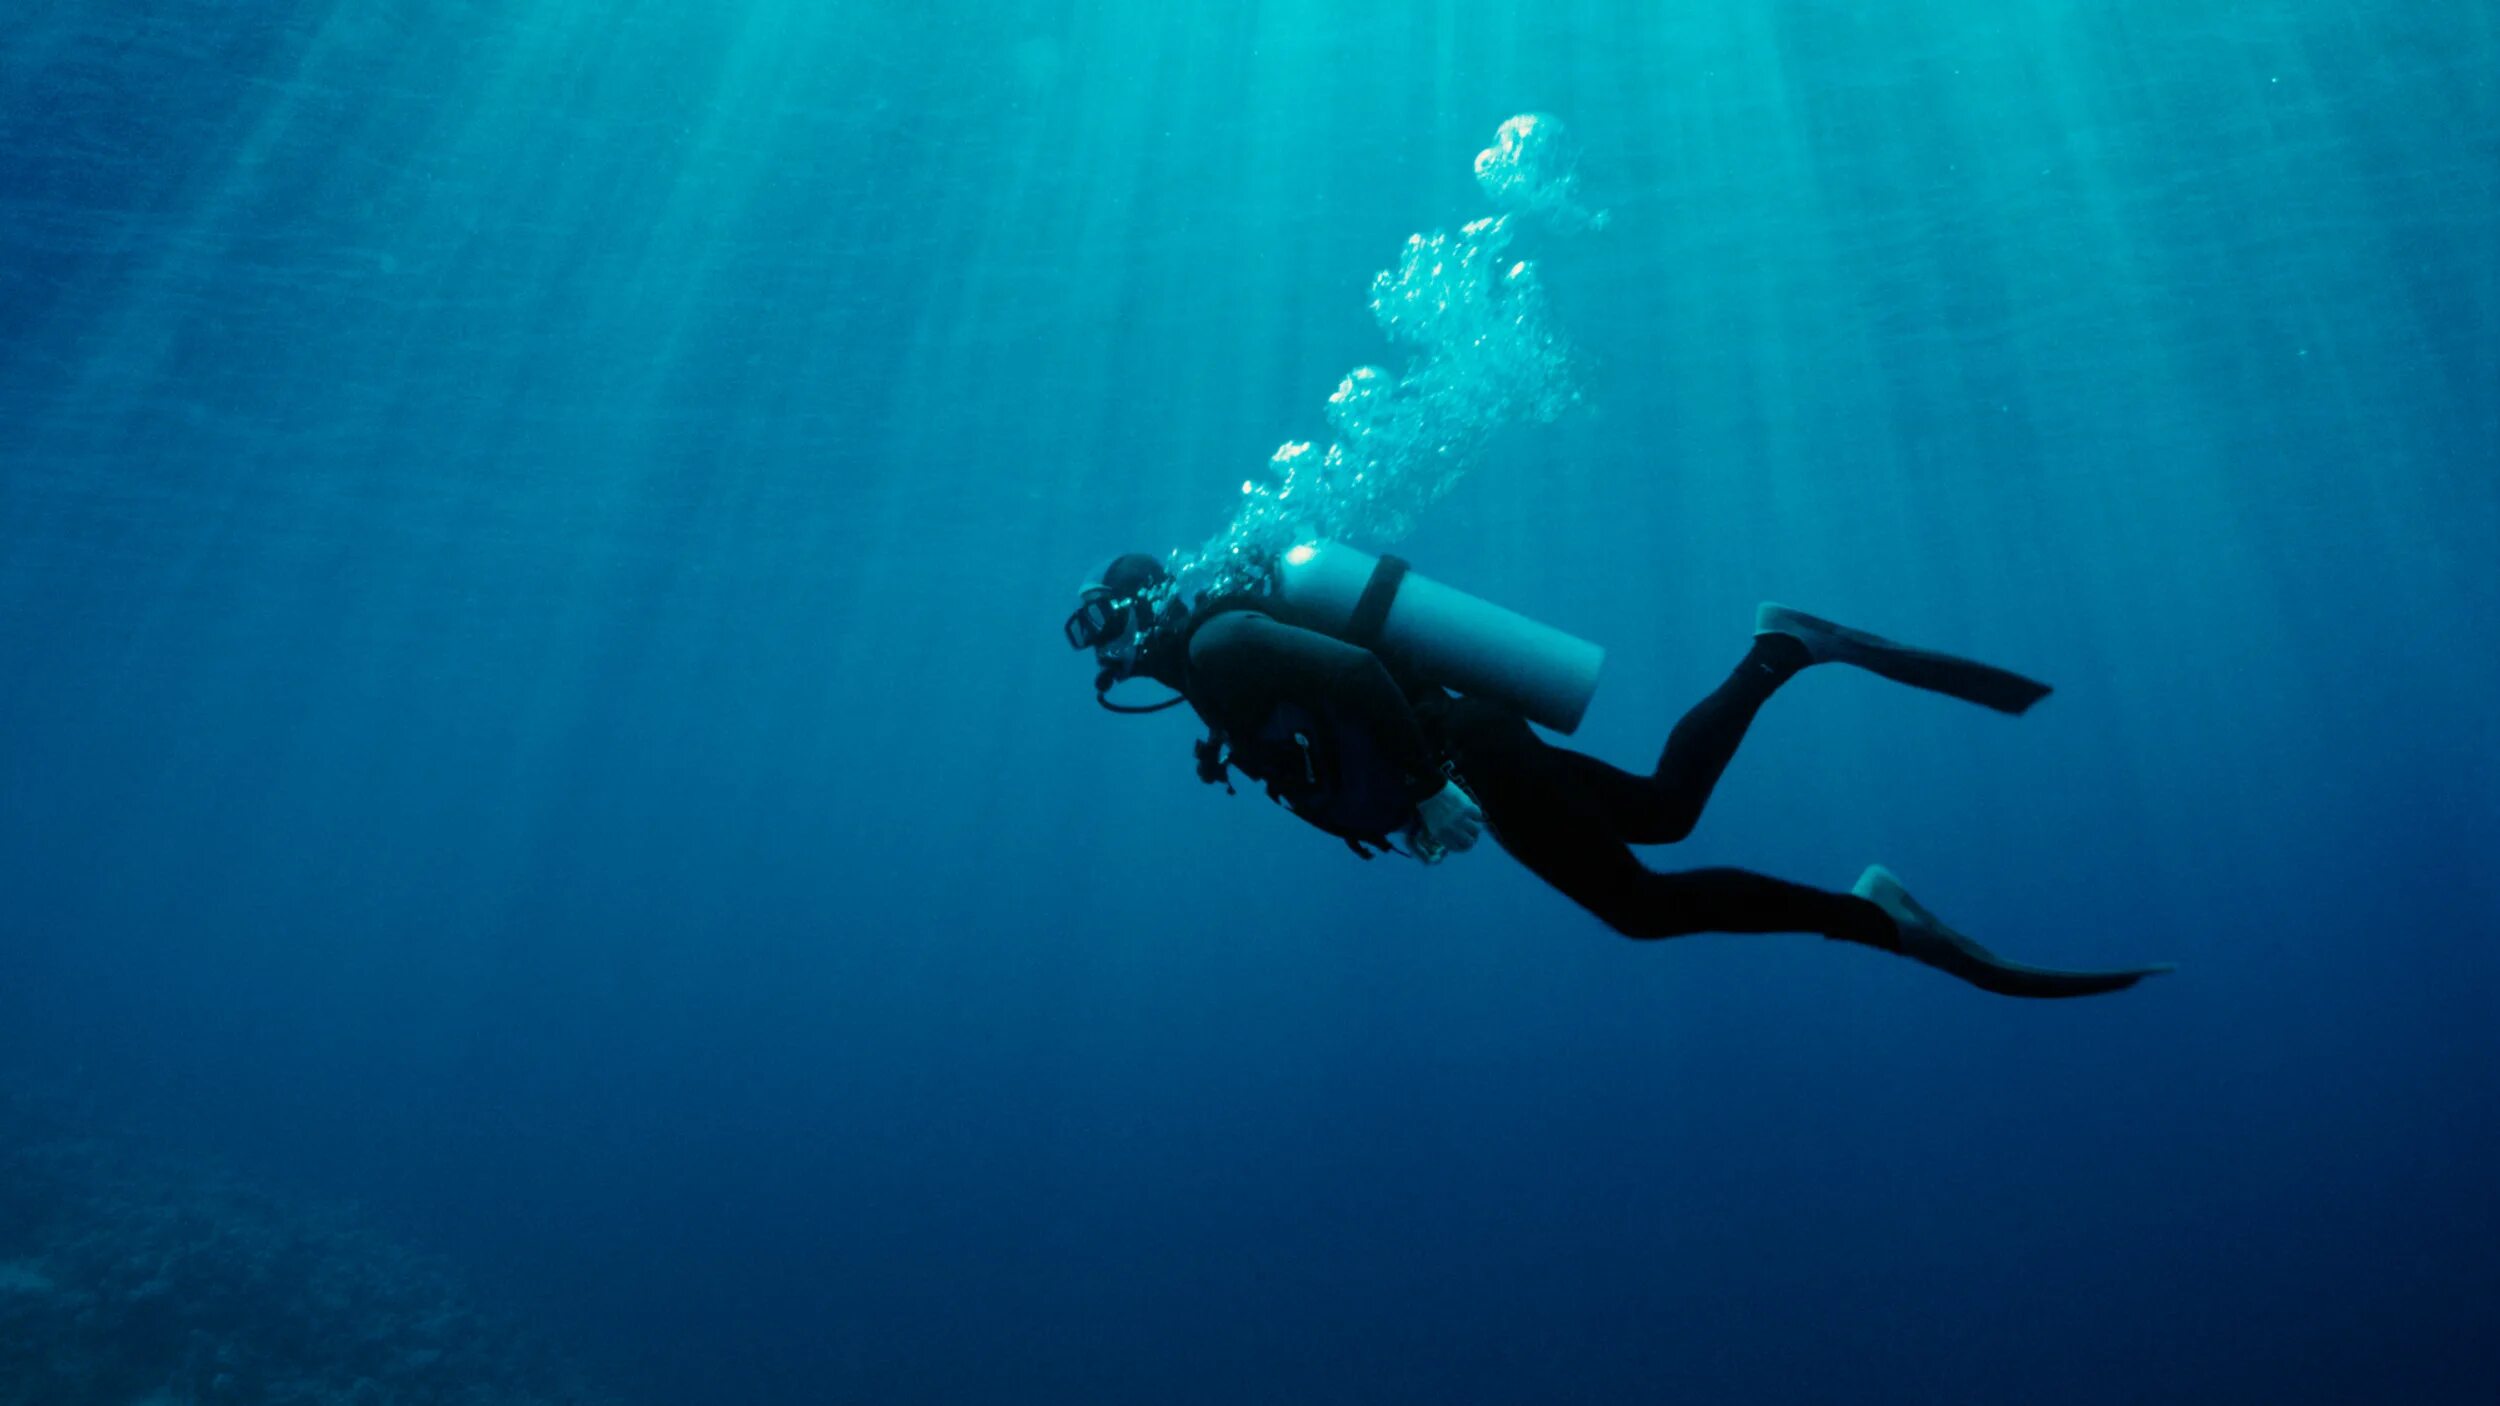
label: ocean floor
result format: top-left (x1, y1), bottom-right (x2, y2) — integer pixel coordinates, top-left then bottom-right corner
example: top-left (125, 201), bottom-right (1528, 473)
top-left (0, 1088), bottom-right (611, 1406)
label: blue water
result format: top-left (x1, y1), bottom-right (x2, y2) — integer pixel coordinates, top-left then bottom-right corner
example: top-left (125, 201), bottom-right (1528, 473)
top-left (4, 3), bottom-right (2496, 1402)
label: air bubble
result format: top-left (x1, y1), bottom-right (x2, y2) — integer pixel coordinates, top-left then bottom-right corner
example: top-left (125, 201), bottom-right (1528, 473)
top-left (1164, 117), bottom-right (1605, 603)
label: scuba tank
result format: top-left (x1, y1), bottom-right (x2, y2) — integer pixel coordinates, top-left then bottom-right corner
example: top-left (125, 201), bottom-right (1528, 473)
top-left (1267, 541), bottom-right (1605, 734)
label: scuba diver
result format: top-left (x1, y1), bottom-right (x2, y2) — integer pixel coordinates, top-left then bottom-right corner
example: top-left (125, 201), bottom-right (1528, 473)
top-left (1066, 545), bottom-right (2174, 998)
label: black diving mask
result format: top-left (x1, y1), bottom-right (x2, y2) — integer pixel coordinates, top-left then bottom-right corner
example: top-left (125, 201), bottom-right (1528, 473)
top-left (1072, 586), bottom-right (1190, 714)
top-left (1063, 587), bottom-right (1132, 652)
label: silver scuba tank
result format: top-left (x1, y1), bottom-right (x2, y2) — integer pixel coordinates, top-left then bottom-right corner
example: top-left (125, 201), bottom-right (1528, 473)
top-left (1268, 541), bottom-right (1605, 734)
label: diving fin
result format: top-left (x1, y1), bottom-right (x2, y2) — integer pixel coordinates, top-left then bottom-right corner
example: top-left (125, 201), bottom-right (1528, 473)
top-left (1757, 603), bottom-right (2053, 716)
top-left (1853, 865), bottom-right (2175, 999)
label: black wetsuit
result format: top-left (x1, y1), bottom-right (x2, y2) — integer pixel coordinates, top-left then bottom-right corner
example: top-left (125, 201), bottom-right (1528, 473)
top-left (1177, 607), bottom-right (1903, 956)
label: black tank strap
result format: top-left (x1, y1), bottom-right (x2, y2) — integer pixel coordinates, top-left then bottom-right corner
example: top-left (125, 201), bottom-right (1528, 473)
top-left (1346, 554), bottom-right (1410, 651)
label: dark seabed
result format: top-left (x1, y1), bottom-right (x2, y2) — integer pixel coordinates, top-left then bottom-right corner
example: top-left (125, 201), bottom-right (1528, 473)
top-left (3, 2), bottom-right (2495, 1403)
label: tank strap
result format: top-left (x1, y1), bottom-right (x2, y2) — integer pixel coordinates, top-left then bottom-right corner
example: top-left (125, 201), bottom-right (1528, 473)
top-left (1346, 554), bottom-right (1410, 650)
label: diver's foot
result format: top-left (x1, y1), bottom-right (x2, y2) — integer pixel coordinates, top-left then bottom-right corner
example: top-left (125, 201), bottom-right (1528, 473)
top-left (1754, 603), bottom-right (1863, 668)
top-left (1852, 864), bottom-right (1980, 967)
top-left (1852, 864), bottom-right (2175, 999)
top-left (1755, 603), bottom-right (2054, 715)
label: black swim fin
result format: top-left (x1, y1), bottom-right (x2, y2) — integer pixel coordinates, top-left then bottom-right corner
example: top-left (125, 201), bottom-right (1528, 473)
top-left (1757, 603), bottom-right (2053, 715)
top-left (1854, 865), bottom-right (2175, 999)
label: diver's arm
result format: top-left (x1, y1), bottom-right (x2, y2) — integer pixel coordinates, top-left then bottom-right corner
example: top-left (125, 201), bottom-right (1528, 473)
top-left (1188, 611), bottom-right (1444, 800)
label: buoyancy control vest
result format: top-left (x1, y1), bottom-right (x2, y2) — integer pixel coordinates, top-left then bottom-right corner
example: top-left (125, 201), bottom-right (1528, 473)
top-left (1174, 543), bottom-right (1599, 857)
top-left (1194, 695), bottom-right (1426, 859)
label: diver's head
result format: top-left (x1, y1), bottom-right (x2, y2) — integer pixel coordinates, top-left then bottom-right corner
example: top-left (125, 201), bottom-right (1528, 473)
top-left (1064, 552), bottom-right (1173, 688)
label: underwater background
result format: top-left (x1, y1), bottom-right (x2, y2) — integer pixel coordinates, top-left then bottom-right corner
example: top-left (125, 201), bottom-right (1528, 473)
top-left (4, 1), bottom-right (2496, 1402)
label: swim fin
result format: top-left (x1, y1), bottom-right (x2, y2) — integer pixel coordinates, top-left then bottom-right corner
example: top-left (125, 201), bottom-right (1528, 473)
top-left (1757, 603), bottom-right (2053, 715)
top-left (1853, 865), bottom-right (2175, 999)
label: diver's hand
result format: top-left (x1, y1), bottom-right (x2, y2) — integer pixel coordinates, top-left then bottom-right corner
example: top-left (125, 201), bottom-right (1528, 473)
top-left (1413, 781), bottom-right (1485, 855)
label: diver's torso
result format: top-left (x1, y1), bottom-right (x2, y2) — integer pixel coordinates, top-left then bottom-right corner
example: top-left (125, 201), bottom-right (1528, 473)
top-left (1177, 605), bottom-right (1447, 850)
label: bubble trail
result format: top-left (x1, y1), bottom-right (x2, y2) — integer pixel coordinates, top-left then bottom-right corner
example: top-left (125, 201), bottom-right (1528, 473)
top-left (1164, 114), bottom-right (1607, 605)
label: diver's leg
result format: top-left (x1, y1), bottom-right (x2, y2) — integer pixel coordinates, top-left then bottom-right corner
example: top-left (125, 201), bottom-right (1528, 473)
top-left (1516, 838), bottom-right (2169, 1000)
top-left (1547, 633), bottom-right (1810, 843)
top-left (1561, 855), bottom-right (1905, 946)
top-left (1476, 753), bottom-right (2164, 996)
top-left (1498, 800), bottom-right (1900, 946)
top-left (1545, 606), bottom-right (2055, 845)
top-left (1447, 694), bottom-right (1895, 946)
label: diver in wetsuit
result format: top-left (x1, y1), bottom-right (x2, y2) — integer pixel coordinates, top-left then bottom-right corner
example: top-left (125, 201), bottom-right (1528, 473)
top-left (1066, 550), bottom-right (2174, 999)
